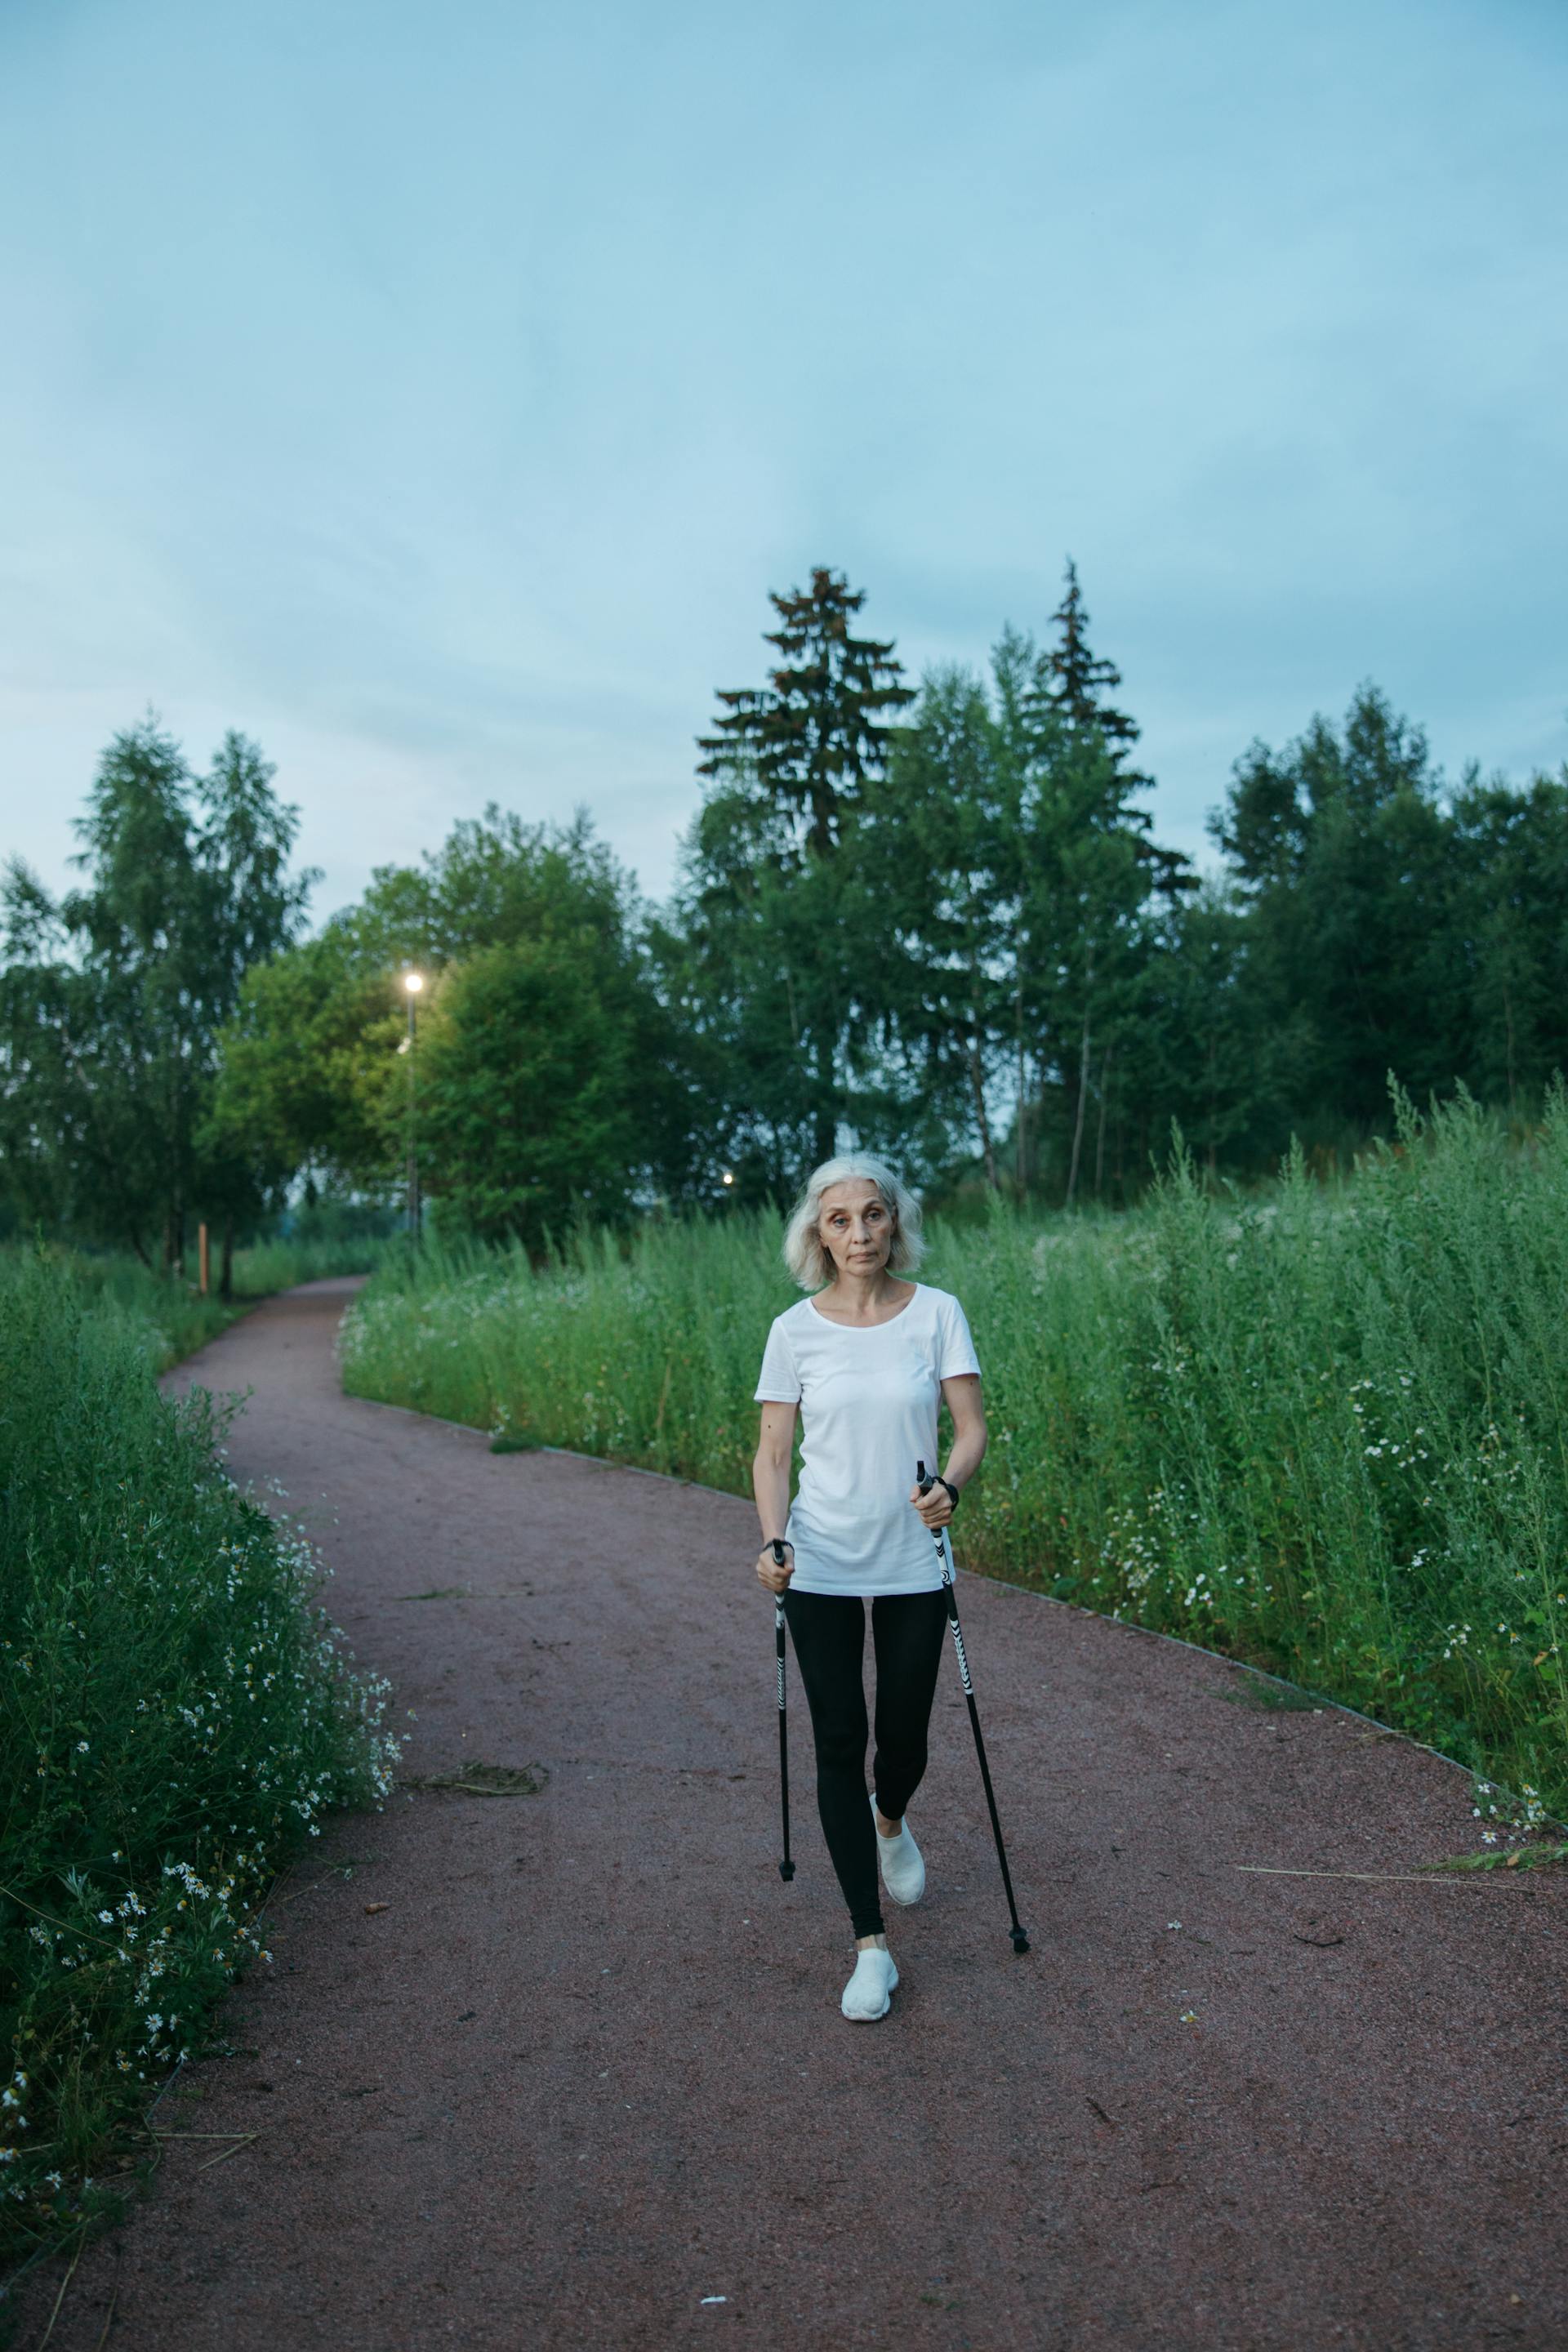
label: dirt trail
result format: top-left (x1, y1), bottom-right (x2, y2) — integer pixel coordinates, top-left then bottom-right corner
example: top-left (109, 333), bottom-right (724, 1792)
top-left (12, 1278), bottom-right (1568, 2350)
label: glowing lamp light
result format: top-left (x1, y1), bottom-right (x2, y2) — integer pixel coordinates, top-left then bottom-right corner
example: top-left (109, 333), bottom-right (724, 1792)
top-left (721, 1170), bottom-right (735, 1187)
top-left (403, 970), bottom-right (425, 995)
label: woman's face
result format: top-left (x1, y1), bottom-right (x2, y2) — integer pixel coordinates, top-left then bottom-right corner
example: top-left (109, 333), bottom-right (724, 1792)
top-left (817, 1179), bottom-right (894, 1281)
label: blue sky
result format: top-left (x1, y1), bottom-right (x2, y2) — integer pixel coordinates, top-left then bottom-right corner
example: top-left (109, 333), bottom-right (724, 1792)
top-left (2, 0), bottom-right (1563, 924)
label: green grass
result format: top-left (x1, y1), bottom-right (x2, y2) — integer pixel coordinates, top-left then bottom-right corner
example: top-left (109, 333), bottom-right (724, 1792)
top-left (0, 1250), bottom-right (401, 2269)
top-left (7, 1232), bottom-right (396, 1376)
top-left (227, 1232), bottom-right (394, 1303)
top-left (342, 1087), bottom-right (1568, 1820)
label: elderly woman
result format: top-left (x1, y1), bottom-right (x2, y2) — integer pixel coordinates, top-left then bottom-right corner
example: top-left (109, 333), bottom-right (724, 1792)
top-left (752, 1154), bottom-right (987, 2020)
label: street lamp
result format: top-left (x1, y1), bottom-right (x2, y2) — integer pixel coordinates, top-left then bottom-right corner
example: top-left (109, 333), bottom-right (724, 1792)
top-left (403, 971), bottom-right (424, 1240)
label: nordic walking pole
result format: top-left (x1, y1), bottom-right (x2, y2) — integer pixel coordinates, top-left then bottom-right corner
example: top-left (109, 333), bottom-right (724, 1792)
top-left (770, 1540), bottom-right (795, 1882)
top-left (916, 1462), bottom-right (1029, 1953)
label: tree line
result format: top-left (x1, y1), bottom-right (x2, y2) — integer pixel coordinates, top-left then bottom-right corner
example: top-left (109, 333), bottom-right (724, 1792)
top-left (4, 561), bottom-right (1566, 1263)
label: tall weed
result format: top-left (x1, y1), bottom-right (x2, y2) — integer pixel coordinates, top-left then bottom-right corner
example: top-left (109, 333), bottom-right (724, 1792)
top-left (2, 1233), bottom-right (394, 1378)
top-left (342, 1093), bottom-right (1568, 1813)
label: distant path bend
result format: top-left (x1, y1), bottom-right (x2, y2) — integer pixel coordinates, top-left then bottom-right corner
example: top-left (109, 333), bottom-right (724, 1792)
top-left (16, 1278), bottom-right (1568, 2351)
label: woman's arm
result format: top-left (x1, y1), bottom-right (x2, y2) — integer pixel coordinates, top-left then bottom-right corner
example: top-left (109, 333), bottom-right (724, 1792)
top-left (912, 1374), bottom-right (987, 1530)
top-left (752, 1401), bottom-right (798, 1590)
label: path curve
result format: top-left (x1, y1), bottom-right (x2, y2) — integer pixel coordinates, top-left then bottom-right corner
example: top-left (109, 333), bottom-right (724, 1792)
top-left (15, 1280), bottom-right (1568, 2350)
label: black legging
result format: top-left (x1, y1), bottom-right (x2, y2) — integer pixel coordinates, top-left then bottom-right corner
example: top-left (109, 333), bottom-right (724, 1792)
top-left (782, 1586), bottom-right (949, 1940)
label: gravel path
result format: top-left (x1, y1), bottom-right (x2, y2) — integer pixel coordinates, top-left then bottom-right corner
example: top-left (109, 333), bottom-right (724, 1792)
top-left (13, 1278), bottom-right (1568, 2350)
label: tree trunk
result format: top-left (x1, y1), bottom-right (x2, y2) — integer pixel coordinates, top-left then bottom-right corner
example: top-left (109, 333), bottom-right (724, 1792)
top-left (1065, 1004), bottom-right (1092, 1208)
top-left (813, 1022), bottom-right (837, 1169)
top-left (220, 1214), bottom-right (234, 1300)
top-left (1014, 991), bottom-right (1027, 1194)
top-left (1094, 1041), bottom-right (1112, 1198)
top-left (968, 1036), bottom-right (999, 1190)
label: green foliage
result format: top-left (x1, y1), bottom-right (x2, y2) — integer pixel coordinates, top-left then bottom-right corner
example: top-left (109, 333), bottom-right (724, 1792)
top-left (213, 804), bottom-right (694, 1234)
top-left (680, 565), bottom-right (915, 1174)
top-left (1189, 684), bottom-right (1568, 1168)
top-left (223, 1230), bottom-right (392, 1302)
top-left (342, 1214), bottom-right (799, 1494)
top-left (0, 1250), bottom-right (399, 2261)
top-left (695, 564), bottom-right (914, 860)
top-left (672, 566), bottom-right (1568, 1207)
top-left (418, 938), bottom-right (643, 1247)
top-left (342, 1092), bottom-right (1568, 1815)
top-left (0, 1228), bottom-right (395, 1378)
top-left (17, 585), bottom-right (1568, 1250)
top-left (207, 930), bottom-right (398, 1196)
top-left (670, 561), bottom-right (1200, 1204)
top-left (0, 719), bottom-right (315, 1267)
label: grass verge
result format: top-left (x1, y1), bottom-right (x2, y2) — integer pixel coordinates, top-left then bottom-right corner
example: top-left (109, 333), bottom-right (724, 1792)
top-left (341, 1088), bottom-right (1568, 1822)
top-left (25, 1233), bottom-right (395, 1375)
top-left (0, 1248), bottom-right (401, 2273)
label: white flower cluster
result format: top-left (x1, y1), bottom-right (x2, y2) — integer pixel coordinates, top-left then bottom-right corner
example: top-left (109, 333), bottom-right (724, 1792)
top-left (1472, 1776), bottom-right (1549, 1847)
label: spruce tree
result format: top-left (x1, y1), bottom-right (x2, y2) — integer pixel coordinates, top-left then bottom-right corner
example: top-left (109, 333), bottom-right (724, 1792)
top-left (1007, 569), bottom-right (1192, 1200)
top-left (690, 568), bottom-right (913, 1169)
top-left (697, 568), bottom-right (913, 860)
top-left (1037, 558), bottom-right (1147, 782)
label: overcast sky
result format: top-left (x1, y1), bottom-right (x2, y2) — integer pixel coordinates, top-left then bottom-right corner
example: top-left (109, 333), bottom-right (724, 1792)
top-left (2, 0), bottom-right (1563, 928)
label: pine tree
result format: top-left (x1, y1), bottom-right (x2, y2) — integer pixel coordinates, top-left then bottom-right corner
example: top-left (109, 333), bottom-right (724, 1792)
top-left (1007, 570), bottom-right (1193, 1200)
top-left (697, 568), bottom-right (913, 860)
top-left (689, 568), bottom-right (913, 1169)
top-left (1036, 558), bottom-right (1147, 781)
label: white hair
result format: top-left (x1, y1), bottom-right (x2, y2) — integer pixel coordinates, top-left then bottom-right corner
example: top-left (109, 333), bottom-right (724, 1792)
top-left (781, 1153), bottom-right (926, 1290)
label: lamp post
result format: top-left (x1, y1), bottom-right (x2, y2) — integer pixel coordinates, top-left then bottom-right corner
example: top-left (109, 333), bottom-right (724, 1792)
top-left (403, 970), bottom-right (425, 1241)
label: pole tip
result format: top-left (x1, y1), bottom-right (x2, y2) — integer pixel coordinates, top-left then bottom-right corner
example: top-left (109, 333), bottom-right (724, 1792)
top-left (1010, 1928), bottom-right (1031, 1954)
top-left (779, 1860), bottom-right (795, 1882)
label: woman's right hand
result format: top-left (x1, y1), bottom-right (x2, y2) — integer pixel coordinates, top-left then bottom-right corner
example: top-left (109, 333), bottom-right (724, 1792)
top-left (755, 1540), bottom-right (795, 1595)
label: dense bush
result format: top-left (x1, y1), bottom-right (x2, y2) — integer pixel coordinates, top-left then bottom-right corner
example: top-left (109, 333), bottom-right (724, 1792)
top-left (0, 1251), bottom-right (399, 2264)
top-left (343, 1089), bottom-right (1568, 1817)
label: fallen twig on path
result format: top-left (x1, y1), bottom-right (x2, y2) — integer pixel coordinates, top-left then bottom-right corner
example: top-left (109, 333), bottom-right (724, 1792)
top-left (399, 1762), bottom-right (547, 1797)
top-left (32, 2232), bottom-right (82, 2352)
top-left (1235, 1865), bottom-right (1479, 1883)
top-left (141, 2128), bottom-right (261, 2172)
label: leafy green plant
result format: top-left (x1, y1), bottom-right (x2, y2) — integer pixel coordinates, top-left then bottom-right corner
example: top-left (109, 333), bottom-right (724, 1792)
top-left (344, 1089), bottom-right (1568, 1820)
top-left (0, 1250), bottom-right (399, 2264)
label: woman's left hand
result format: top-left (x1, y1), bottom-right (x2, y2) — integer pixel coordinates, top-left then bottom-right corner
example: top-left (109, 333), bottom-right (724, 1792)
top-left (911, 1475), bottom-right (955, 1530)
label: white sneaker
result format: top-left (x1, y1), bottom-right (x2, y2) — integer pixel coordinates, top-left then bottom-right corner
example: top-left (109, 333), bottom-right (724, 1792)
top-left (841, 1946), bottom-right (899, 2020)
top-left (871, 1794), bottom-right (926, 1906)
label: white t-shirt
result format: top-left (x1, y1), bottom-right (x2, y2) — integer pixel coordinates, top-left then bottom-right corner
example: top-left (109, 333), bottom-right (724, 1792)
top-left (753, 1282), bottom-right (982, 1597)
